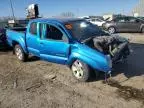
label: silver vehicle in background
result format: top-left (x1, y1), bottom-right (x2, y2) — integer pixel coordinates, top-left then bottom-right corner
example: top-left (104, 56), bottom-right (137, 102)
top-left (80, 16), bottom-right (105, 27)
top-left (102, 16), bottom-right (144, 34)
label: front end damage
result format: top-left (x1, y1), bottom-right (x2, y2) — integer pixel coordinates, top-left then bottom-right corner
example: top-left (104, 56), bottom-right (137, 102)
top-left (84, 35), bottom-right (130, 81)
top-left (84, 35), bottom-right (130, 64)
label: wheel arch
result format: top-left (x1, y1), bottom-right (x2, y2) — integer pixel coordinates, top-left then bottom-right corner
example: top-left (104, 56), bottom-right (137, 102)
top-left (67, 55), bottom-right (106, 73)
top-left (12, 40), bottom-right (28, 54)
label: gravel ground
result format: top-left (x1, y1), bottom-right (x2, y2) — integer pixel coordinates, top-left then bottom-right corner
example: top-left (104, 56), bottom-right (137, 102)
top-left (0, 33), bottom-right (144, 108)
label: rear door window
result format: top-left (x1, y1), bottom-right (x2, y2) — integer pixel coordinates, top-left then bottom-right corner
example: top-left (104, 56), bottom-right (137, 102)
top-left (116, 17), bottom-right (126, 23)
top-left (29, 22), bottom-right (37, 35)
top-left (127, 17), bottom-right (137, 23)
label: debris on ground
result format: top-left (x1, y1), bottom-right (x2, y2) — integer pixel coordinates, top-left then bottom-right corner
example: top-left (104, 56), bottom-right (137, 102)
top-left (26, 80), bottom-right (43, 92)
top-left (43, 74), bottom-right (57, 80)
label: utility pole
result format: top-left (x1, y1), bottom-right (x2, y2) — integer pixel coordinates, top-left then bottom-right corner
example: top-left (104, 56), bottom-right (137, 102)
top-left (9, 0), bottom-right (15, 20)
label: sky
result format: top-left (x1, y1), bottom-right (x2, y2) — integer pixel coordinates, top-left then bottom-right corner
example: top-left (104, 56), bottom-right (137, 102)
top-left (0, 0), bottom-right (138, 18)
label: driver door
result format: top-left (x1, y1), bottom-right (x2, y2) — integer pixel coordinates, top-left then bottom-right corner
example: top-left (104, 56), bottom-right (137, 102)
top-left (126, 17), bottom-right (141, 32)
top-left (39, 23), bottom-right (70, 64)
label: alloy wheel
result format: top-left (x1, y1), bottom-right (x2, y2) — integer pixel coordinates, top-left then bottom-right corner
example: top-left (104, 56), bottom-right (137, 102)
top-left (72, 60), bottom-right (84, 79)
top-left (15, 47), bottom-right (23, 60)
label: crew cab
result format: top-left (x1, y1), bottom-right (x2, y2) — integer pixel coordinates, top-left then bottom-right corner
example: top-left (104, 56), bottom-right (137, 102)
top-left (6, 18), bottom-right (130, 81)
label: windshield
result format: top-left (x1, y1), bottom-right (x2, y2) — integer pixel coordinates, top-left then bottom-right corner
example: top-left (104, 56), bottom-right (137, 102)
top-left (65, 20), bottom-right (109, 41)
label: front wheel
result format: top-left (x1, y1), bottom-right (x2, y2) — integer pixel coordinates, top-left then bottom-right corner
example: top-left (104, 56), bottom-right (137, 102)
top-left (14, 45), bottom-right (28, 62)
top-left (71, 60), bottom-right (90, 82)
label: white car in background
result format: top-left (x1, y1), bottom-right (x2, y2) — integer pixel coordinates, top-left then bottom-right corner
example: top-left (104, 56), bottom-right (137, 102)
top-left (88, 18), bottom-right (105, 27)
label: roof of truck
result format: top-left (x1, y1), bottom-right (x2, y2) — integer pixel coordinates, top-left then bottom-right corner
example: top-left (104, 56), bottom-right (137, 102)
top-left (31, 18), bottom-right (83, 24)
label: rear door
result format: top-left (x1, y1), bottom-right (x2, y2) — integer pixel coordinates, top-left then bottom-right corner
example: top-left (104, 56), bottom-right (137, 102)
top-left (126, 17), bottom-right (141, 32)
top-left (39, 23), bottom-right (70, 64)
top-left (26, 22), bottom-right (40, 56)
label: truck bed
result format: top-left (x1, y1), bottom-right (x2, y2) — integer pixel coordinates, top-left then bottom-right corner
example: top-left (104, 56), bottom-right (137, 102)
top-left (6, 27), bottom-right (26, 47)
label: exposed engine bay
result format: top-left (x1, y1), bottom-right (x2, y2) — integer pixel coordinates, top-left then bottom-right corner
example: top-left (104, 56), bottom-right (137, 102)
top-left (84, 35), bottom-right (130, 63)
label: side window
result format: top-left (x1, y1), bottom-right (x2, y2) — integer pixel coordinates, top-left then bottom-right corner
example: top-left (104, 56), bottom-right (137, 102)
top-left (117, 18), bottom-right (126, 23)
top-left (44, 24), bottom-right (67, 41)
top-left (127, 17), bottom-right (138, 23)
top-left (30, 22), bottom-right (37, 35)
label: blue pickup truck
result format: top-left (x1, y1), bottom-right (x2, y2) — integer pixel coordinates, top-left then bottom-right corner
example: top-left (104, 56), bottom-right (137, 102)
top-left (6, 18), bottom-right (130, 81)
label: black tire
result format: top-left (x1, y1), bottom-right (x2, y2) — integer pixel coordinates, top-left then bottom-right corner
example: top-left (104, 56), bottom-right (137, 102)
top-left (14, 45), bottom-right (28, 62)
top-left (108, 27), bottom-right (116, 34)
top-left (141, 27), bottom-right (144, 33)
top-left (71, 60), bottom-right (90, 82)
top-left (94, 70), bottom-right (100, 79)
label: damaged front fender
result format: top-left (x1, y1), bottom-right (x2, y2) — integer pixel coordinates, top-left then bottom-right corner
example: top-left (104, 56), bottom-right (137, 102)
top-left (67, 44), bottom-right (112, 73)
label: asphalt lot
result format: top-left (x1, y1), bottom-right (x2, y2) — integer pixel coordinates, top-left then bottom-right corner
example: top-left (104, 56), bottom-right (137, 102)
top-left (0, 33), bottom-right (144, 108)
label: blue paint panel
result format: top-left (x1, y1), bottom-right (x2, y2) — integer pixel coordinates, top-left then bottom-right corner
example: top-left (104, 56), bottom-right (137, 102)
top-left (6, 30), bottom-right (28, 53)
top-left (39, 39), bottom-right (70, 64)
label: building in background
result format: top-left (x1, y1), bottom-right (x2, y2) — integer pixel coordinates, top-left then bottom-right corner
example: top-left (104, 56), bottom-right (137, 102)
top-left (132, 0), bottom-right (144, 17)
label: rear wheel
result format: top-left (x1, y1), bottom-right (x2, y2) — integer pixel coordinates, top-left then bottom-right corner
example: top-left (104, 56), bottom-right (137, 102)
top-left (14, 45), bottom-right (28, 62)
top-left (71, 60), bottom-right (90, 82)
top-left (108, 27), bottom-right (116, 34)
